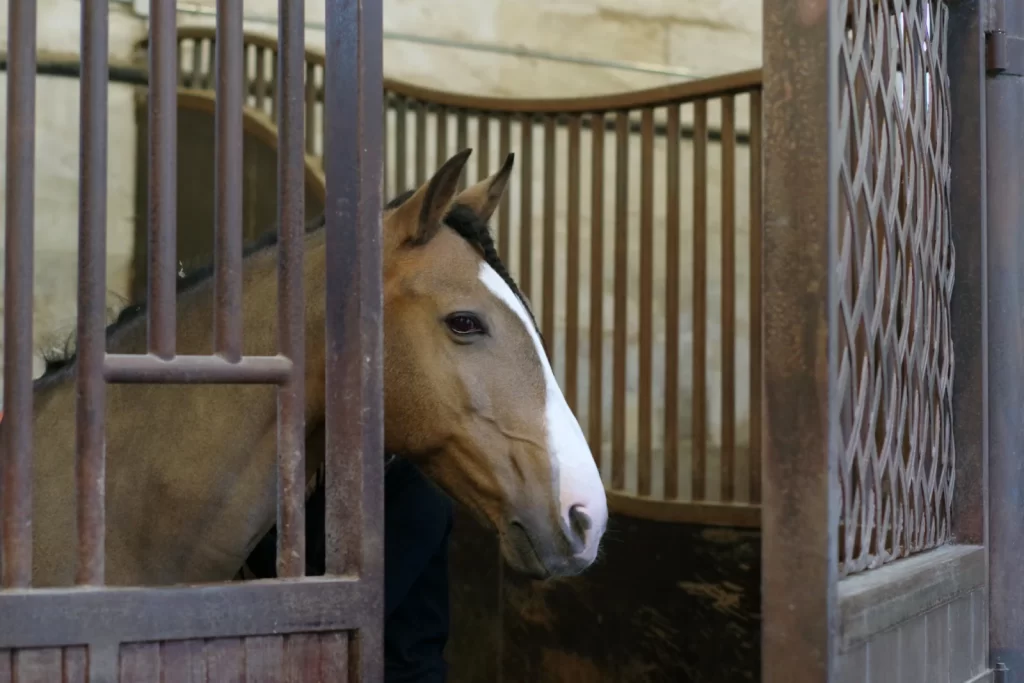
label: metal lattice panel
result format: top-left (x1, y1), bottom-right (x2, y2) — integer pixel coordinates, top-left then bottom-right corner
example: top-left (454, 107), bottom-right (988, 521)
top-left (835, 0), bottom-right (955, 575)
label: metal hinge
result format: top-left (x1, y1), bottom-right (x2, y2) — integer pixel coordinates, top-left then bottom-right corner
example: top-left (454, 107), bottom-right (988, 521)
top-left (985, 0), bottom-right (1024, 75)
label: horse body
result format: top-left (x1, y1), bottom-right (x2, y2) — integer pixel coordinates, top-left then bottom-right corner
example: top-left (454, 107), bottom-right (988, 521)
top-left (20, 149), bottom-right (607, 588)
top-left (29, 237), bottom-right (328, 586)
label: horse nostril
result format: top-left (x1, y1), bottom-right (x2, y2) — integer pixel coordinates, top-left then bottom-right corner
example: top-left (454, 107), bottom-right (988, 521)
top-left (568, 505), bottom-right (591, 547)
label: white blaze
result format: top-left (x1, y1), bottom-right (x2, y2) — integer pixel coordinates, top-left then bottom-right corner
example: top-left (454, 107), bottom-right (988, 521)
top-left (478, 262), bottom-right (608, 561)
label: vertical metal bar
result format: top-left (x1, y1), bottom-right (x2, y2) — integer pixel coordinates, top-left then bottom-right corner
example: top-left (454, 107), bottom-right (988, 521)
top-left (76, 0), bottom-right (110, 587)
top-left (414, 103), bottom-right (427, 186)
top-left (611, 111), bottom-right (629, 491)
top-left (435, 105), bottom-right (449, 168)
top-left (542, 116), bottom-right (557, 356)
top-left (268, 53), bottom-right (277, 121)
top-left (748, 90), bottom-right (763, 505)
top-left (565, 115), bottom-right (581, 414)
top-left (692, 99), bottom-right (708, 501)
top-left (395, 97), bottom-right (407, 191)
top-left (456, 113), bottom-right (469, 191)
top-left (177, 37), bottom-right (188, 86)
top-left (638, 108), bottom-right (655, 497)
top-left (148, 0), bottom-right (178, 360)
top-left (721, 95), bottom-right (737, 503)
top-left (519, 115), bottom-right (534, 301)
top-left (588, 112), bottom-right (605, 470)
top-left (305, 62), bottom-right (318, 156)
top-left (498, 115), bottom-right (511, 259)
top-left (215, 0), bottom-right (244, 362)
top-left (202, 39), bottom-right (215, 91)
top-left (255, 47), bottom-right (268, 112)
top-left (762, 0), bottom-right (838, 678)
top-left (325, 0), bottom-right (385, 679)
top-left (1, 0), bottom-right (37, 590)
top-left (276, 0), bottom-right (307, 580)
top-left (477, 114), bottom-right (491, 187)
top-left (190, 38), bottom-right (203, 89)
top-left (664, 104), bottom-right (681, 501)
top-left (382, 94), bottom-right (389, 197)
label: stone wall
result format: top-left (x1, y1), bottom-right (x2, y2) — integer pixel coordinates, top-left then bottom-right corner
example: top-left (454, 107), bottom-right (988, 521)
top-left (0, 0), bottom-right (762, 459)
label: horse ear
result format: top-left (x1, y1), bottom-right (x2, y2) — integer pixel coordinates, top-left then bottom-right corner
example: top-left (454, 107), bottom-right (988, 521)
top-left (389, 148), bottom-right (473, 247)
top-left (452, 152), bottom-right (514, 222)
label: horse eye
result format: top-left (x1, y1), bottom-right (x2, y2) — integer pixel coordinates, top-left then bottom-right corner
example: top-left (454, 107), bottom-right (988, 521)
top-left (445, 312), bottom-right (486, 336)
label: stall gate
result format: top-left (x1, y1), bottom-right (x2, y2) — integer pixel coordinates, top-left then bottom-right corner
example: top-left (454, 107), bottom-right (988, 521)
top-left (761, 0), bottom-right (1018, 681)
top-left (0, 0), bottom-right (385, 681)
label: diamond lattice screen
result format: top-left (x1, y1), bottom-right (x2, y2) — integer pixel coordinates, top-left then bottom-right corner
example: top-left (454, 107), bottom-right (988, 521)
top-left (835, 0), bottom-right (955, 576)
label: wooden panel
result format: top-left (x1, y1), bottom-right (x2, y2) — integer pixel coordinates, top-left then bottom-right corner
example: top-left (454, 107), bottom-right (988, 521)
top-left (900, 613), bottom-right (928, 683)
top-left (0, 651), bottom-right (10, 683)
top-left (971, 589), bottom-right (987, 676)
top-left (161, 639), bottom-right (207, 683)
top-left (867, 627), bottom-right (900, 682)
top-left (837, 645), bottom-right (867, 683)
top-left (120, 642), bottom-right (161, 682)
top-left (285, 634), bottom-right (322, 682)
top-left (926, 603), bottom-right (952, 683)
top-left (64, 647), bottom-right (88, 683)
top-left (244, 636), bottom-right (284, 683)
top-left (949, 596), bottom-right (974, 682)
top-left (12, 649), bottom-right (63, 683)
top-left (320, 633), bottom-right (349, 682)
top-left (838, 544), bottom-right (984, 651)
top-left (834, 588), bottom-right (991, 683)
top-left (205, 638), bottom-right (245, 683)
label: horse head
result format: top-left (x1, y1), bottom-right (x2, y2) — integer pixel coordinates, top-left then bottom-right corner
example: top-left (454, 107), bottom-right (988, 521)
top-left (380, 149), bottom-right (608, 579)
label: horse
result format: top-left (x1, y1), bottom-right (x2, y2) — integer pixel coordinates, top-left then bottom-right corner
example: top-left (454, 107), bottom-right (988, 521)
top-left (19, 149), bottom-right (608, 587)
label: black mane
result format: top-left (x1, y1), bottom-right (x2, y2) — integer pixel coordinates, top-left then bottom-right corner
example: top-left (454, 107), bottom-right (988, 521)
top-left (41, 194), bottom-right (531, 381)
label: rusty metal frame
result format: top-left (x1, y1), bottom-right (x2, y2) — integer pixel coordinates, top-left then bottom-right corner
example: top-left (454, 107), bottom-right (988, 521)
top-left (760, 0), bottom-right (838, 681)
top-left (0, 0), bottom-right (384, 678)
top-left (761, 0), bottom-right (994, 680)
top-left (983, 0), bottom-right (1024, 673)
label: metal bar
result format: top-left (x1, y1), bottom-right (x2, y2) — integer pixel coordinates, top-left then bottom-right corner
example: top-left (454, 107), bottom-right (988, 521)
top-left (415, 102), bottom-right (427, 186)
top-left (148, 0), bottom-right (178, 359)
top-left (748, 90), bottom-right (763, 505)
top-left (1, 0), bottom-right (37, 590)
top-left (692, 100), bottom-right (708, 501)
top-left (611, 111), bottom-right (629, 491)
top-left (565, 115), bottom-right (581, 414)
top-left (268, 54), bottom-right (277, 121)
top-left (325, 0), bottom-right (385, 679)
top-left (75, 0), bottom-right (110, 588)
top-left (664, 104), bottom-right (681, 501)
top-left (721, 94), bottom-right (736, 503)
top-left (395, 97), bottom-right (407, 191)
top-left (305, 62), bottom-right (318, 156)
top-left (190, 37), bottom-right (202, 89)
top-left (477, 114), bottom-right (491, 189)
top-left (761, 0), bottom-right (838, 677)
top-left (103, 354), bottom-right (293, 384)
top-left (497, 115), bottom-right (511, 260)
top-left (519, 115), bottom-right (534, 300)
top-left (541, 116), bottom-right (557, 356)
top-left (638, 107), bottom-right (655, 497)
top-left (456, 113), bottom-right (468, 190)
top-left (949, 0), bottom-right (988, 549)
top-left (0, 579), bottom-right (369, 649)
top-left (214, 0), bottom-right (244, 362)
top-left (276, 0), bottom-right (307, 580)
top-left (254, 46), bottom-right (268, 112)
top-left (588, 113), bottom-right (605, 470)
top-left (435, 105), bottom-right (449, 171)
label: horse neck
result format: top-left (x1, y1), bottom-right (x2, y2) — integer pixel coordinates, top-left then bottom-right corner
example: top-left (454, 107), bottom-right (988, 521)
top-left (30, 232), bottom-right (329, 587)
